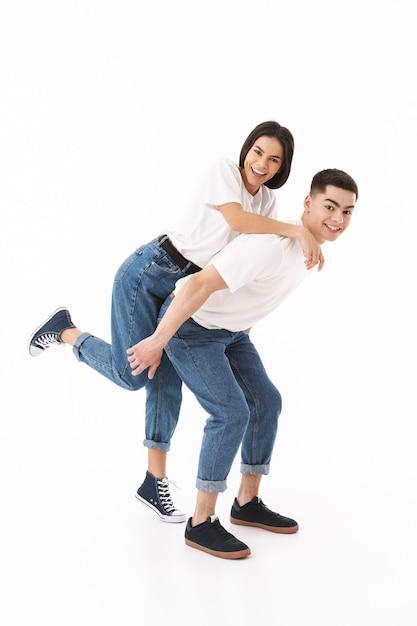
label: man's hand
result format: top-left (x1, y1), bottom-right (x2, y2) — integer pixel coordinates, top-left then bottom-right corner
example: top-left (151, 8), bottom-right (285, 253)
top-left (126, 266), bottom-right (228, 380)
top-left (127, 337), bottom-right (163, 379)
top-left (298, 227), bottom-right (325, 271)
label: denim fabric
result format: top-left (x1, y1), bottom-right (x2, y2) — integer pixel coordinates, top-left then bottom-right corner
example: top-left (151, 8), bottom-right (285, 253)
top-left (159, 299), bottom-right (282, 493)
top-left (72, 239), bottom-right (196, 451)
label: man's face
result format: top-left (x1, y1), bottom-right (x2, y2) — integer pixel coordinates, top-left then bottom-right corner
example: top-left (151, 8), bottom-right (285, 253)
top-left (302, 185), bottom-right (356, 244)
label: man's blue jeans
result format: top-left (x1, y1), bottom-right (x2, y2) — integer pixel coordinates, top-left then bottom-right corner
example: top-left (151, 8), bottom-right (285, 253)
top-left (72, 238), bottom-right (196, 451)
top-left (160, 299), bottom-right (282, 493)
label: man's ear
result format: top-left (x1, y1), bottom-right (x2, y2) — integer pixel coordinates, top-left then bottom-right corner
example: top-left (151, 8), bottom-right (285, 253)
top-left (303, 194), bottom-right (311, 212)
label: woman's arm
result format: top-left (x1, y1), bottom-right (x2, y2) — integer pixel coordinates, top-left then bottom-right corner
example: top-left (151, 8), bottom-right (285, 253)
top-left (219, 202), bottom-right (324, 271)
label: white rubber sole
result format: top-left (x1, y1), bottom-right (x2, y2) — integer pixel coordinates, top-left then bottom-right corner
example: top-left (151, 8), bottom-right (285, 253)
top-left (28, 307), bottom-right (68, 356)
top-left (135, 492), bottom-right (186, 523)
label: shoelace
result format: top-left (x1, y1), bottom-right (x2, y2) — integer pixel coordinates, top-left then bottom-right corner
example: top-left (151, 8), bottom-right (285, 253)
top-left (34, 333), bottom-right (61, 349)
top-left (157, 477), bottom-right (179, 513)
top-left (212, 518), bottom-right (233, 539)
top-left (258, 498), bottom-right (277, 515)
top-left (258, 498), bottom-right (269, 511)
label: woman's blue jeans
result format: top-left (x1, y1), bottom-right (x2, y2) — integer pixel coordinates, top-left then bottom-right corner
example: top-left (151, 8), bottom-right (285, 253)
top-left (160, 300), bottom-right (282, 493)
top-left (72, 238), bottom-right (196, 451)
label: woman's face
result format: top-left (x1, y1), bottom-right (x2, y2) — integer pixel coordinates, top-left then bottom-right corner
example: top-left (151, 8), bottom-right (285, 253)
top-left (241, 135), bottom-right (283, 195)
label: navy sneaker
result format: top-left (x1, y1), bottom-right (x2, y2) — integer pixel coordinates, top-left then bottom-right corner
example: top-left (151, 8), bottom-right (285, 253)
top-left (185, 515), bottom-right (251, 559)
top-left (28, 308), bottom-right (75, 356)
top-left (135, 471), bottom-right (186, 523)
top-left (230, 496), bottom-right (299, 534)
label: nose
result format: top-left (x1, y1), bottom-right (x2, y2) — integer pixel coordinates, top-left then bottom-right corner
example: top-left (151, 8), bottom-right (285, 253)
top-left (256, 154), bottom-right (269, 171)
top-left (332, 209), bottom-right (344, 224)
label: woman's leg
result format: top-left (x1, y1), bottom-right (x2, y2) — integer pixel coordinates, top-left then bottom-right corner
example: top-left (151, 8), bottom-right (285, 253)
top-left (72, 241), bottom-right (186, 444)
top-left (29, 240), bottom-right (195, 523)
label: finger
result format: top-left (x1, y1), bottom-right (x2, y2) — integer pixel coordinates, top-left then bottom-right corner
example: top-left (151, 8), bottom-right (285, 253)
top-left (132, 359), bottom-right (149, 374)
top-left (148, 366), bottom-right (156, 380)
top-left (128, 354), bottom-right (138, 368)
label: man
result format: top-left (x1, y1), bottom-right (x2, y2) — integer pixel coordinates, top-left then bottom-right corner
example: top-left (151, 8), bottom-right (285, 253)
top-left (126, 168), bottom-right (358, 559)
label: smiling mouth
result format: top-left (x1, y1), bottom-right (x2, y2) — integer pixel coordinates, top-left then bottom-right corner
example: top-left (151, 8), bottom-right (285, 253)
top-left (324, 223), bottom-right (342, 233)
top-left (324, 222), bottom-right (343, 235)
top-left (251, 167), bottom-right (266, 177)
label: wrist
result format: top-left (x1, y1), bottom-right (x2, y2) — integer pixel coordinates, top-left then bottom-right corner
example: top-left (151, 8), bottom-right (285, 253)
top-left (285, 224), bottom-right (303, 240)
top-left (153, 325), bottom-right (173, 350)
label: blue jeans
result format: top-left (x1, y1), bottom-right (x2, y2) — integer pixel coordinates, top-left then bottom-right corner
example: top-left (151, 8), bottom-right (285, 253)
top-left (160, 300), bottom-right (282, 493)
top-left (72, 238), bottom-right (199, 451)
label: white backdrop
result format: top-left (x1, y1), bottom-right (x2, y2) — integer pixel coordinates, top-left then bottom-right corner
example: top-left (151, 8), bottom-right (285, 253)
top-left (1, 1), bottom-right (416, 625)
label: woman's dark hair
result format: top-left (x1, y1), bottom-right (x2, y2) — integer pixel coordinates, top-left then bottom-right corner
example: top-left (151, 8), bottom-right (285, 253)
top-left (310, 169), bottom-right (359, 200)
top-left (239, 120), bottom-right (295, 189)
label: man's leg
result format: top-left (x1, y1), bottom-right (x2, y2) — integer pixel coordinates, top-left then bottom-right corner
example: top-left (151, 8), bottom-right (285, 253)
top-left (163, 320), bottom-right (253, 558)
top-left (226, 334), bottom-right (299, 533)
top-left (165, 323), bottom-right (252, 489)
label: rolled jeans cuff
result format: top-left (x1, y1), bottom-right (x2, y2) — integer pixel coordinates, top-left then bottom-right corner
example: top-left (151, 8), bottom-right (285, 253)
top-left (240, 463), bottom-right (270, 476)
top-left (143, 438), bottom-right (171, 452)
top-left (196, 478), bottom-right (228, 493)
top-left (72, 332), bottom-right (92, 361)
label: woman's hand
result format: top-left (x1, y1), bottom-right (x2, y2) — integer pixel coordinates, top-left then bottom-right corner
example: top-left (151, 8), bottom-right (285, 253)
top-left (297, 227), bottom-right (325, 271)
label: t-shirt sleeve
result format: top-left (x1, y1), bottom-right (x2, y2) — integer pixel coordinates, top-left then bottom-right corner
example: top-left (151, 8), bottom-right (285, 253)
top-left (210, 234), bottom-right (283, 292)
top-left (204, 158), bottom-right (243, 207)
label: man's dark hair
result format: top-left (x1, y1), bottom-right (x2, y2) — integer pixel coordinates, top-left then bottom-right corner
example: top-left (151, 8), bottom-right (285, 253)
top-left (310, 169), bottom-right (358, 200)
top-left (239, 120), bottom-right (295, 190)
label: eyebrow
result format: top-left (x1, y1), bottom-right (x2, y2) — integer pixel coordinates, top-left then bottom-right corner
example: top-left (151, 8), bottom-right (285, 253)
top-left (254, 145), bottom-right (282, 159)
top-left (325, 197), bottom-right (355, 210)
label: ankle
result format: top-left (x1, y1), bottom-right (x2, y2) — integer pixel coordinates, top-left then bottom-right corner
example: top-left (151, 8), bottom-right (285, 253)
top-left (60, 327), bottom-right (81, 346)
top-left (148, 449), bottom-right (168, 479)
top-left (236, 493), bottom-right (257, 507)
top-left (192, 513), bottom-right (213, 527)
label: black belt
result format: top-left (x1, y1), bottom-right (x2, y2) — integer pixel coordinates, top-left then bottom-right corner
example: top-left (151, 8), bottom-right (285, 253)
top-left (157, 235), bottom-right (202, 275)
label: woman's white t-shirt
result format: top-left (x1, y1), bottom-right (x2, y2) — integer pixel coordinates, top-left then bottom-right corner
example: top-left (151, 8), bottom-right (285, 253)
top-left (167, 157), bottom-right (277, 268)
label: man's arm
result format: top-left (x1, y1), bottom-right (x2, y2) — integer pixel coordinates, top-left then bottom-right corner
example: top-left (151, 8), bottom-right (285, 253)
top-left (126, 265), bottom-right (227, 379)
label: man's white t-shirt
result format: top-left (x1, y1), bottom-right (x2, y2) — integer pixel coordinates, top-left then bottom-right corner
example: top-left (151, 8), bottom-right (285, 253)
top-left (167, 157), bottom-right (277, 268)
top-left (174, 223), bottom-right (311, 332)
